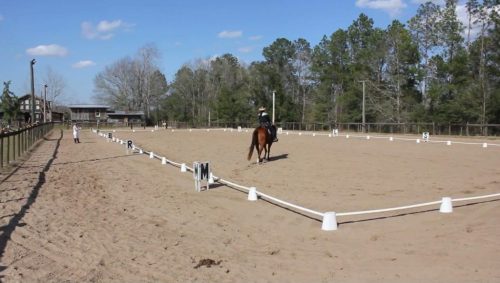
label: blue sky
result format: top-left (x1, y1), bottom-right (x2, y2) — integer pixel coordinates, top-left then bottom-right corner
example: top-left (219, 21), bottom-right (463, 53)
top-left (1, 0), bottom-right (459, 104)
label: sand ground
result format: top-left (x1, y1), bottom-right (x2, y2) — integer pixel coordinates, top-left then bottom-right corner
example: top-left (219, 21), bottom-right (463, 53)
top-left (0, 127), bottom-right (499, 282)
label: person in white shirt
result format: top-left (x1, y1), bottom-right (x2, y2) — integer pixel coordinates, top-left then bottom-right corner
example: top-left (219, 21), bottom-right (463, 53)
top-left (72, 123), bottom-right (81, 143)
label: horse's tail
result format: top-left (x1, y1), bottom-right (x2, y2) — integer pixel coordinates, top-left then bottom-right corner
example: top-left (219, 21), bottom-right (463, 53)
top-left (247, 128), bottom-right (258, 160)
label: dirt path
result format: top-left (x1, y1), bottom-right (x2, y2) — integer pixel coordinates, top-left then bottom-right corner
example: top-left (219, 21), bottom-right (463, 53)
top-left (1, 128), bottom-right (499, 282)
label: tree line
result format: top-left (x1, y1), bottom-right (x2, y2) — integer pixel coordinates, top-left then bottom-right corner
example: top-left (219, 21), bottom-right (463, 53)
top-left (94, 0), bottom-right (499, 130)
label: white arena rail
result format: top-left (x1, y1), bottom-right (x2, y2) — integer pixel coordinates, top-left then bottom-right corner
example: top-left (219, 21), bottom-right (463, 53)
top-left (92, 128), bottom-right (500, 231)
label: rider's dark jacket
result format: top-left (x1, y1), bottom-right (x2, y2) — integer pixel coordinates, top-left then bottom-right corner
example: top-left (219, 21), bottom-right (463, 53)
top-left (258, 112), bottom-right (271, 127)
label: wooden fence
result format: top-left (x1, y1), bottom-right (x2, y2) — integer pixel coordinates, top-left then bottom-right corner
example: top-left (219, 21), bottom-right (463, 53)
top-left (0, 123), bottom-right (54, 168)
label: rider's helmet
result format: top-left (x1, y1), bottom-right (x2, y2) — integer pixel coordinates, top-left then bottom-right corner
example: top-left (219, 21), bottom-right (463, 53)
top-left (258, 106), bottom-right (266, 112)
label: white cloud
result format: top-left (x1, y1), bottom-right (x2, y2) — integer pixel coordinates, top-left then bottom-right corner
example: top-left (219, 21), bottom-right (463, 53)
top-left (456, 3), bottom-right (500, 40)
top-left (97, 20), bottom-right (122, 32)
top-left (218, 30), bottom-right (243, 38)
top-left (355, 0), bottom-right (407, 17)
top-left (238, 46), bottom-right (253, 53)
top-left (249, 35), bottom-right (262, 41)
top-left (26, 44), bottom-right (68, 57)
top-left (72, 60), bottom-right (96, 68)
top-left (81, 20), bottom-right (133, 40)
top-left (411, 0), bottom-right (444, 4)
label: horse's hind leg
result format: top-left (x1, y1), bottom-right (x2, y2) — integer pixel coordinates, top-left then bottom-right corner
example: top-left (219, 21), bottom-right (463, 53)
top-left (266, 144), bottom-right (272, 161)
top-left (256, 145), bottom-right (263, 164)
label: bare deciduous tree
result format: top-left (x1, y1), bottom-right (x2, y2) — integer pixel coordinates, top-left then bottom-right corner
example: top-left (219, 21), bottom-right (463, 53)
top-left (43, 67), bottom-right (66, 106)
top-left (93, 44), bottom-right (166, 123)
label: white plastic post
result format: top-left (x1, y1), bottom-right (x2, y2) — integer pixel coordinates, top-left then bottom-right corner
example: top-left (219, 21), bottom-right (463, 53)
top-left (346, 135), bottom-right (349, 139)
top-left (208, 172), bottom-right (214, 184)
top-left (416, 139), bottom-right (420, 144)
top-left (446, 141), bottom-right (452, 146)
top-left (321, 212), bottom-right (338, 231)
top-left (299, 132), bottom-right (302, 136)
top-left (181, 163), bottom-right (187, 172)
top-left (133, 129), bottom-right (136, 132)
top-left (248, 187), bottom-right (258, 201)
top-left (149, 152), bottom-right (154, 159)
top-left (328, 134), bottom-right (332, 137)
top-left (162, 157), bottom-right (167, 165)
top-left (482, 143), bottom-right (488, 148)
top-left (389, 137), bottom-right (393, 141)
top-left (139, 149), bottom-right (143, 154)
top-left (312, 133), bottom-right (316, 137)
top-left (366, 135), bottom-right (370, 140)
top-left (439, 197), bottom-right (453, 213)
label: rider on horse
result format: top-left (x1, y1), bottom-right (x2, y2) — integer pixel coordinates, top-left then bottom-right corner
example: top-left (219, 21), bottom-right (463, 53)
top-left (258, 106), bottom-right (278, 142)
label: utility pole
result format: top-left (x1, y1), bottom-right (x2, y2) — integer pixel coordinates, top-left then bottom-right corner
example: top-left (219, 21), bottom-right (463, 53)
top-left (43, 84), bottom-right (48, 123)
top-left (30, 59), bottom-right (36, 124)
top-left (359, 80), bottom-right (366, 133)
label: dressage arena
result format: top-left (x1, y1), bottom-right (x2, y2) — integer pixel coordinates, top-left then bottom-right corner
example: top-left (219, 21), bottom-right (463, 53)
top-left (1, 127), bottom-right (499, 282)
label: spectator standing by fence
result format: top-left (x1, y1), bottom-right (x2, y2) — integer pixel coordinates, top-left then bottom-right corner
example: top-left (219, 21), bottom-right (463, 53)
top-left (72, 123), bottom-right (81, 143)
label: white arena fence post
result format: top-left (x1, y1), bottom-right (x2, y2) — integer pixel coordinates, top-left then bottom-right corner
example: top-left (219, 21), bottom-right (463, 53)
top-left (248, 187), bottom-right (258, 201)
top-left (439, 197), bottom-right (453, 213)
top-left (321, 212), bottom-right (338, 231)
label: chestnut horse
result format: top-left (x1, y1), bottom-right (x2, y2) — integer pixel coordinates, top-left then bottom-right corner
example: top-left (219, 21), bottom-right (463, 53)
top-left (247, 126), bottom-right (273, 163)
